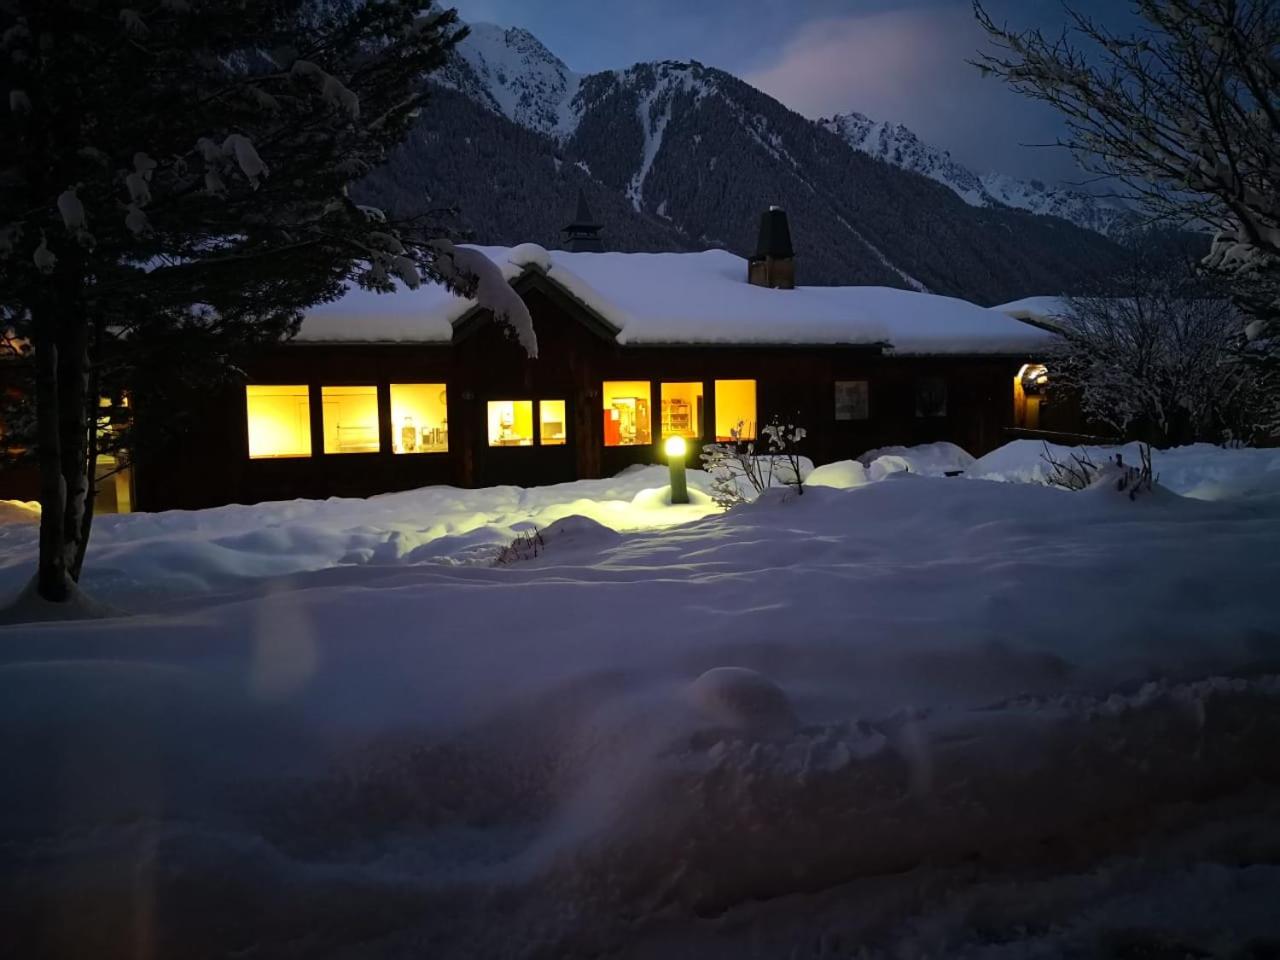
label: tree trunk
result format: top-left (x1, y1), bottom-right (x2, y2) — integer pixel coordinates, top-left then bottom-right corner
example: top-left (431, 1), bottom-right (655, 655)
top-left (32, 284), bottom-right (92, 603)
top-left (57, 305), bottom-right (91, 585)
top-left (70, 317), bottom-right (104, 582)
top-left (32, 300), bottom-right (69, 602)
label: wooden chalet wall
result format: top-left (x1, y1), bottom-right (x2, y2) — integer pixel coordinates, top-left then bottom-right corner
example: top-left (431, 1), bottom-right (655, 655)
top-left (133, 343), bottom-right (456, 512)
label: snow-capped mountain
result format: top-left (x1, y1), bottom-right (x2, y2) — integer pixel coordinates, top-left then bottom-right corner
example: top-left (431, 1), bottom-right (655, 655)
top-left (819, 111), bottom-right (1136, 236)
top-left (441, 23), bottom-right (581, 137)
top-left (570, 62), bottom-right (717, 213)
top-left (444, 24), bottom-right (1133, 240)
top-left (362, 16), bottom-right (1134, 302)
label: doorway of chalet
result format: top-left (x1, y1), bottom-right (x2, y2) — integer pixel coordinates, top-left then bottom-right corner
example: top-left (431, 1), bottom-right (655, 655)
top-left (1013, 363), bottom-right (1050, 430)
top-left (476, 397), bottom-right (576, 488)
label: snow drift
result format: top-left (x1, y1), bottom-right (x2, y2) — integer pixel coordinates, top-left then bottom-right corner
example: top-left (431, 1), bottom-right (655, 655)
top-left (2, 445), bottom-right (1280, 956)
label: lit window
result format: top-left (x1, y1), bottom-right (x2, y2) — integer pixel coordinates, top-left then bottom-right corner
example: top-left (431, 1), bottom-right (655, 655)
top-left (390, 383), bottom-right (448, 454)
top-left (95, 393), bottom-right (132, 514)
top-left (322, 386), bottom-right (380, 454)
top-left (488, 400), bottom-right (534, 447)
top-left (714, 379), bottom-right (756, 441)
top-left (915, 378), bottom-right (948, 418)
top-left (246, 385), bottom-right (312, 459)
top-left (540, 400), bottom-right (567, 446)
top-left (603, 381), bottom-right (652, 446)
top-left (660, 382), bottom-right (703, 439)
top-left (834, 380), bottom-right (869, 421)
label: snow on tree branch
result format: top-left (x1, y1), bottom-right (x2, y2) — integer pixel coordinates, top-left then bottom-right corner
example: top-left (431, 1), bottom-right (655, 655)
top-left (33, 233), bottom-right (55, 274)
top-left (220, 134), bottom-right (269, 189)
top-left (56, 187), bottom-right (93, 249)
top-left (291, 59), bottom-right (360, 121)
top-left (1057, 247), bottom-right (1269, 443)
top-left (973, 0), bottom-right (1280, 336)
top-left (973, 0), bottom-right (1280, 436)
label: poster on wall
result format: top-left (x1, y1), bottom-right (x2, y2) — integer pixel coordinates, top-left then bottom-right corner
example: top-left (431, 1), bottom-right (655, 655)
top-left (834, 380), bottom-right (869, 421)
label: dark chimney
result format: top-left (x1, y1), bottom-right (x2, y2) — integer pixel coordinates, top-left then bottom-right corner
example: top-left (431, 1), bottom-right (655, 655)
top-left (748, 206), bottom-right (795, 289)
top-left (562, 188), bottom-right (605, 252)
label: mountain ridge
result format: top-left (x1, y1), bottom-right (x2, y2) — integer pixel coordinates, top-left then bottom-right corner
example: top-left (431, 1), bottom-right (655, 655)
top-left (358, 16), bottom-right (1129, 303)
top-left (818, 111), bottom-right (1136, 236)
top-left (445, 21), bottom-right (1129, 238)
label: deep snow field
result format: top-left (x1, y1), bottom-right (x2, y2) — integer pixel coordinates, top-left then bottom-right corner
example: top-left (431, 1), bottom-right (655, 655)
top-left (3, 442), bottom-right (1280, 958)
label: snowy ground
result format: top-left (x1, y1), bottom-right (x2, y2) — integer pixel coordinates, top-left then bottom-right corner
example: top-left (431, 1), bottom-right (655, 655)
top-left (3, 445), bottom-right (1280, 958)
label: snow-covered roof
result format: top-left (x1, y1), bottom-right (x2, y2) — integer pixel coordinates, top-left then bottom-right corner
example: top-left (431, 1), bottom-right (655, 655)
top-left (993, 296), bottom-right (1069, 331)
top-left (300, 245), bottom-right (1059, 355)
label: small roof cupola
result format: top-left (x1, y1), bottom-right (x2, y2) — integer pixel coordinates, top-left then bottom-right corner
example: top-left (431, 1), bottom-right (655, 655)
top-left (562, 188), bottom-right (605, 253)
top-left (748, 205), bottom-right (795, 289)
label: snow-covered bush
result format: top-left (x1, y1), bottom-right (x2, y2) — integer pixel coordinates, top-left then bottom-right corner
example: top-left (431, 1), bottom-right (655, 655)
top-left (494, 528), bottom-right (545, 566)
top-left (1058, 251), bottom-right (1264, 445)
top-left (1040, 444), bottom-right (1101, 492)
top-left (1042, 442), bottom-right (1158, 500)
top-left (700, 418), bottom-right (807, 507)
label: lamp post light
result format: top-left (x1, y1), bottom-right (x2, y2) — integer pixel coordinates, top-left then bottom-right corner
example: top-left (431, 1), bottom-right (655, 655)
top-left (664, 435), bottom-right (689, 505)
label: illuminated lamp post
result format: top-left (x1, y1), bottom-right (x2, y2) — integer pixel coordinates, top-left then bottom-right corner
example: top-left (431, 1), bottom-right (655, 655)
top-left (664, 435), bottom-right (689, 504)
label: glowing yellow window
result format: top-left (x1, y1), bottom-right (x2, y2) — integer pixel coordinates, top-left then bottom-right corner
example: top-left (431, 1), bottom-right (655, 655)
top-left (540, 400), bottom-right (567, 446)
top-left (488, 400), bottom-right (534, 447)
top-left (660, 382), bottom-right (703, 439)
top-left (95, 393), bottom-right (133, 513)
top-left (390, 383), bottom-right (448, 454)
top-left (603, 380), bottom-right (651, 446)
top-left (714, 379), bottom-right (757, 441)
top-left (322, 386), bottom-right (380, 454)
top-left (246, 385), bottom-right (311, 459)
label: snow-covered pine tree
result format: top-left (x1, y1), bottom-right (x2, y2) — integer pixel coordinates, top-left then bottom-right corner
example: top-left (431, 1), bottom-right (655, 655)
top-left (0, 0), bottom-right (535, 605)
top-left (974, 0), bottom-right (1280, 437)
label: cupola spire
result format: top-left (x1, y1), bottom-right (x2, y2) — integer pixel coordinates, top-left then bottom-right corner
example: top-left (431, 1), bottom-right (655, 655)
top-left (562, 188), bottom-right (605, 252)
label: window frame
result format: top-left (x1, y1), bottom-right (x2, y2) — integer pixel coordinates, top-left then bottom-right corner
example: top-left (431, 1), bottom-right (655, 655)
top-left (659, 380), bottom-right (705, 441)
top-left (389, 382), bottom-right (450, 456)
top-left (601, 380), bottom-right (654, 448)
top-left (914, 377), bottom-right (949, 419)
top-left (834, 379), bottom-right (870, 422)
top-left (245, 383), bottom-right (314, 461)
top-left (538, 398), bottom-right (569, 447)
top-left (320, 384), bottom-right (383, 456)
top-left (713, 378), bottom-right (758, 442)
top-left (486, 398), bottom-right (536, 449)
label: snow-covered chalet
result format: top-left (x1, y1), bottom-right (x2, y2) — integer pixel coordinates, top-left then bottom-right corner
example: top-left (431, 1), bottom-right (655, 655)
top-left (2, 202), bottom-right (1069, 511)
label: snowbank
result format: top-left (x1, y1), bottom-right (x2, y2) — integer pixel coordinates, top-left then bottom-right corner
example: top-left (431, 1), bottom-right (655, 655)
top-left (0, 576), bottom-right (115, 625)
top-left (805, 459), bottom-right (870, 489)
top-left (0, 499), bottom-right (38, 523)
top-left (2, 463), bottom-right (1280, 955)
top-left (972, 439), bottom-right (1280, 500)
top-left (801, 443), bottom-right (974, 490)
top-left (858, 440), bottom-right (976, 476)
top-left (0, 466), bottom-right (720, 606)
